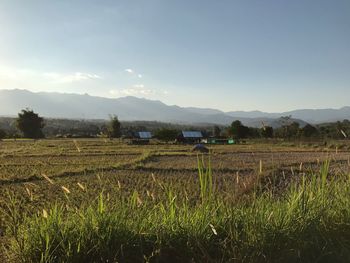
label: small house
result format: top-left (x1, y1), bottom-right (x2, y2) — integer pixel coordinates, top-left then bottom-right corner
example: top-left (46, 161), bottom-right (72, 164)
top-left (131, 131), bottom-right (152, 144)
top-left (177, 131), bottom-right (203, 144)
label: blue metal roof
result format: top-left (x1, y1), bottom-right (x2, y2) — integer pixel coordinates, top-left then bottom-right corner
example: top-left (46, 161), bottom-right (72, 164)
top-left (182, 131), bottom-right (203, 138)
top-left (138, 131), bottom-right (152, 139)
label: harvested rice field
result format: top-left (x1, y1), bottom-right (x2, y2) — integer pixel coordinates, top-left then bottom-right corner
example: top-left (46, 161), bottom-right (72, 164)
top-left (1, 139), bottom-right (350, 262)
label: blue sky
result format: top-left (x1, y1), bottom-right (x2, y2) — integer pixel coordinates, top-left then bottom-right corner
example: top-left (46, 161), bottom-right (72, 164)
top-left (0, 0), bottom-right (349, 112)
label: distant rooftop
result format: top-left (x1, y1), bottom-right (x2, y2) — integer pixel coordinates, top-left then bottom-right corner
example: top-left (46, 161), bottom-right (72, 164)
top-left (137, 131), bottom-right (152, 139)
top-left (182, 131), bottom-right (203, 138)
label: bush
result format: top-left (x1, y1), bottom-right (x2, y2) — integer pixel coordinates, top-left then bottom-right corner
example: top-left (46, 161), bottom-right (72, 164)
top-left (154, 128), bottom-right (178, 142)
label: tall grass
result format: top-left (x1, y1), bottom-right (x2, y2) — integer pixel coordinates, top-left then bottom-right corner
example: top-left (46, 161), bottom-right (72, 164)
top-left (197, 154), bottom-right (213, 204)
top-left (4, 158), bottom-right (350, 262)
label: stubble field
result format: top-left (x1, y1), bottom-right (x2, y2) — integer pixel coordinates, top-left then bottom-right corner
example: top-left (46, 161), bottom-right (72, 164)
top-left (1, 139), bottom-right (350, 262)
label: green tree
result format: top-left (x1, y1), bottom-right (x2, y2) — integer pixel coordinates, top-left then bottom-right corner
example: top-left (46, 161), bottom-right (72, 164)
top-left (154, 128), bottom-right (178, 142)
top-left (248, 127), bottom-right (260, 138)
top-left (230, 120), bottom-right (249, 139)
top-left (0, 129), bottom-right (6, 140)
top-left (261, 126), bottom-right (274, 138)
top-left (276, 117), bottom-right (300, 139)
top-left (286, 122), bottom-right (300, 138)
top-left (107, 115), bottom-right (121, 138)
top-left (301, 124), bottom-right (318, 138)
top-left (16, 109), bottom-right (45, 138)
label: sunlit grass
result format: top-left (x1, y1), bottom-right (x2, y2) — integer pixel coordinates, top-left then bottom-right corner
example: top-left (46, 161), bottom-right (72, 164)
top-left (2, 158), bottom-right (350, 262)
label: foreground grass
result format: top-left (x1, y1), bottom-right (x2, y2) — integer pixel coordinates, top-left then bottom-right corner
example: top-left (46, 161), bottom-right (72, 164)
top-left (3, 159), bottom-right (350, 262)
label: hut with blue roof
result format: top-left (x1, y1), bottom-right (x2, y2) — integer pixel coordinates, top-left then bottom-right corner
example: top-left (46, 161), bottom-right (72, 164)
top-left (176, 131), bottom-right (203, 144)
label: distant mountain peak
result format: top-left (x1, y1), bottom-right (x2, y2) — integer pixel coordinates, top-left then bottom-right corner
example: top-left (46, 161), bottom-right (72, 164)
top-left (0, 89), bottom-right (349, 126)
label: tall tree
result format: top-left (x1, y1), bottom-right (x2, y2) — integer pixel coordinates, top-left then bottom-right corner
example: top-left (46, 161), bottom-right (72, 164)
top-left (276, 117), bottom-right (301, 139)
top-left (16, 109), bottom-right (45, 138)
top-left (107, 115), bottom-right (121, 138)
top-left (230, 120), bottom-right (249, 139)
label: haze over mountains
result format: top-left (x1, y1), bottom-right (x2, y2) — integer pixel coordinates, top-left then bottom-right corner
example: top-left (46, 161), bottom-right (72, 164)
top-left (0, 89), bottom-right (349, 127)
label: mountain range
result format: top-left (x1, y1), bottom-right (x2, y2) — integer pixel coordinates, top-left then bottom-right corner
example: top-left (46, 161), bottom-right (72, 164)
top-left (0, 89), bottom-right (349, 128)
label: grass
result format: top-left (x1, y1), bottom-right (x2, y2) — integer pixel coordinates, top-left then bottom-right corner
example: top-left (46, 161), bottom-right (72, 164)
top-left (2, 155), bottom-right (350, 262)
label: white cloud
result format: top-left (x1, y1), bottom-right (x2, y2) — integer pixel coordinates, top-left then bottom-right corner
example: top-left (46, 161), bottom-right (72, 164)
top-left (0, 67), bottom-right (36, 79)
top-left (43, 72), bottom-right (102, 83)
top-left (124, 68), bottom-right (143, 78)
top-left (109, 84), bottom-right (165, 97)
top-left (109, 84), bottom-right (168, 97)
top-left (110, 88), bottom-right (154, 96)
top-left (0, 66), bottom-right (101, 84)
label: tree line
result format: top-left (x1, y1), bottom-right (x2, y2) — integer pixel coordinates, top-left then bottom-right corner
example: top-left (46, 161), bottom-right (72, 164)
top-left (0, 109), bottom-right (348, 141)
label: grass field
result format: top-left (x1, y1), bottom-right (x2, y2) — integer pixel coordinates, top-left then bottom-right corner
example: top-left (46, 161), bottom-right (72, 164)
top-left (1, 139), bottom-right (350, 262)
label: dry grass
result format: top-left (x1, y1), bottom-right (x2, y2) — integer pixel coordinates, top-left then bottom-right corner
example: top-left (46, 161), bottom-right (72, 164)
top-left (1, 139), bottom-right (350, 262)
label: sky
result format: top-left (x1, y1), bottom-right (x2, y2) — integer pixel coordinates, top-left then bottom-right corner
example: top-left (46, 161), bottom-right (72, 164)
top-left (0, 0), bottom-right (349, 112)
